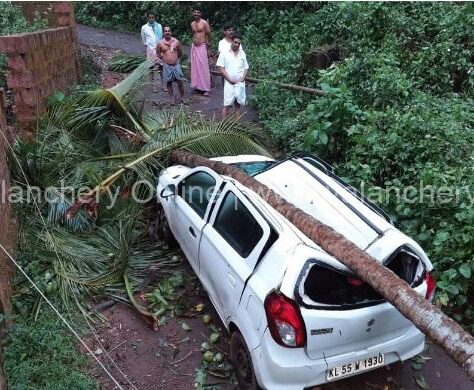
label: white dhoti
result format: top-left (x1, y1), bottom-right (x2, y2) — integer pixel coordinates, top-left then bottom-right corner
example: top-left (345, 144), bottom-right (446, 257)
top-left (223, 81), bottom-right (246, 106)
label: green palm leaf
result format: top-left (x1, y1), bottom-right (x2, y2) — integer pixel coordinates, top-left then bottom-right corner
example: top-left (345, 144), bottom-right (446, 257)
top-left (65, 59), bottom-right (153, 133)
top-left (21, 204), bottom-right (180, 310)
top-left (108, 54), bottom-right (146, 73)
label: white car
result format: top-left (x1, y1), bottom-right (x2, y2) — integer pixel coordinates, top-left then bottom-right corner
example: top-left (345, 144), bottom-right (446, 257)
top-left (156, 154), bottom-right (436, 390)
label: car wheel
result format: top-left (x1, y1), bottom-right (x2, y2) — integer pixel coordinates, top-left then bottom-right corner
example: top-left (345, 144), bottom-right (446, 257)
top-left (150, 206), bottom-right (177, 247)
top-left (230, 331), bottom-right (261, 390)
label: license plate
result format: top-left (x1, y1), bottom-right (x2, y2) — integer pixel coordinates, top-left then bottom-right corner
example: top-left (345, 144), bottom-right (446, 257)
top-left (326, 353), bottom-right (384, 381)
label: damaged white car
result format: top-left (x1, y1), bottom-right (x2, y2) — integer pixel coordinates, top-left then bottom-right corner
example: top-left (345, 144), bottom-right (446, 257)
top-left (156, 154), bottom-right (436, 390)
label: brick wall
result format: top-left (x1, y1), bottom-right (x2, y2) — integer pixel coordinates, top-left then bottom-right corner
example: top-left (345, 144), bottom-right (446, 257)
top-left (0, 26), bottom-right (80, 139)
top-left (0, 103), bottom-right (16, 390)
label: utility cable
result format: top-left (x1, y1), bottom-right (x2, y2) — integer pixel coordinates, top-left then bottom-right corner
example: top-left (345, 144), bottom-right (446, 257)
top-left (0, 129), bottom-right (128, 389)
top-left (0, 243), bottom-right (125, 390)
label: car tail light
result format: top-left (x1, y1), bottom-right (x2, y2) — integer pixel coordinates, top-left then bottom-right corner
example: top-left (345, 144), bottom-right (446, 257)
top-left (347, 276), bottom-right (364, 287)
top-left (424, 272), bottom-right (436, 301)
top-left (264, 291), bottom-right (306, 348)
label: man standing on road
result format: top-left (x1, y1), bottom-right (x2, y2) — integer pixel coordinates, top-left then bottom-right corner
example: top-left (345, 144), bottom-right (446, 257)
top-left (190, 8), bottom-right (212, 96)
top-left (217, 24), bottom-right (243, 86)
top-left (158, 26), bottom-right (187, 105)
top-left (141, 10), bottom-right (163, 91)
top-left (218, 24), bottom-right (237, 56)
top-left (216, 32), bottom-right (249, 117)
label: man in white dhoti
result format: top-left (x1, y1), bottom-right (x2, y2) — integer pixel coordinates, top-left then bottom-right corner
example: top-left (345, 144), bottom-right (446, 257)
top-left (216, 32), bottom-right (249, 118)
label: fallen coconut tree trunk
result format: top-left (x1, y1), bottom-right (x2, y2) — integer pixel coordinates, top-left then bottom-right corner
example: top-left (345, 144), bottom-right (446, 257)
top-left (245, 75), bottom-right (326, 95)
top-left (170, 150), bottom-right (474, 379)
top-left (210, 70), bottom-right (325, 95)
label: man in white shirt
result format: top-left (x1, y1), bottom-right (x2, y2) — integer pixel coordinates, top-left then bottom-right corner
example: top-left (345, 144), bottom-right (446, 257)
top-left (216, 32), bottom-right (249, 118)
top-left (217, 25), bottom-right (234, 56)
top-left (141, 10), bottom-right (163, 60)
top-left (141, 10), bottom-right (163, 91)
top-left (217, 25), bottom-right (244, 86)
top-left (218, 25), bottom-right (244, 55)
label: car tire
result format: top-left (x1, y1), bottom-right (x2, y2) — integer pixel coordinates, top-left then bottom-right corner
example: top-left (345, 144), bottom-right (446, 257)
top-left (150, 205), bottom-right (177, 247)
top-left (230, 331), bottom-right (261, 390)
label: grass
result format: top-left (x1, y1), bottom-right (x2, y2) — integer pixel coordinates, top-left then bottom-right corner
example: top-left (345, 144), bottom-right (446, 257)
top-left (4, 305), bottom-right (97, 390)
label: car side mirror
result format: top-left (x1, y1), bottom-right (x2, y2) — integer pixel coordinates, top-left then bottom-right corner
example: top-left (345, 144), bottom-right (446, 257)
top-left (160, 184), bottom-right (176, 199)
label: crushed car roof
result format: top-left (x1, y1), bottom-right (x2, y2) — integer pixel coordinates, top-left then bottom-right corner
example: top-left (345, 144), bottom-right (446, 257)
top-left (252, 158), bottom-right (393, 250)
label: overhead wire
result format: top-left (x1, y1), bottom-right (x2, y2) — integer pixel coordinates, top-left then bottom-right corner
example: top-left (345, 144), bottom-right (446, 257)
top-left (0, 129), bottom-right (132, 389)
top-left (0, 242), bottom-right (125, 390)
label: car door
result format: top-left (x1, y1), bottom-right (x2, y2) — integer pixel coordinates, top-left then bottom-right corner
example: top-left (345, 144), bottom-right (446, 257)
top-left (198, 184), bottom-right (271, 323)
top-left (168, 168), bottom-right (222, 274)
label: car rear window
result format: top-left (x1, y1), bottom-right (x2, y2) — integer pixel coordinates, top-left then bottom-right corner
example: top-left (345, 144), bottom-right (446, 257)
top-left (214, 191), bottom-right (263, 257)
top-left (297, 248), bottom-right (425, 310)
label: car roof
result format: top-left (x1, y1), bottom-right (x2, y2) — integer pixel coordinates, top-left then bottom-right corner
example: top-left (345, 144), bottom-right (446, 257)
top-left (253, 158), bottom-right (393, 250)
top-left (168, 154), bottom-right (392, 250)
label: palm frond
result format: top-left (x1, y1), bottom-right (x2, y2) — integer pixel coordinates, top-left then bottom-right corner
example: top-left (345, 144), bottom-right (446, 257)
top-left (11, 122), bottom-right (106, 189)
top-left (21, 204), bottom-right (181, 310)
top-left (65, 60), bottom-right (153, 133)
top-left (108, 54), bottom-right (146, 73)
top-left (46, 189), bottom-right (94, 232)
top-left (143, 110), bottom-right (271, 157)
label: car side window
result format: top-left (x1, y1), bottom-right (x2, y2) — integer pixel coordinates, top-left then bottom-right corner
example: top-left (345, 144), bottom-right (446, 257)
top-left (214, 191), bottom-right (263, 258)
top-left (177, 171), bottom-right (216, 218)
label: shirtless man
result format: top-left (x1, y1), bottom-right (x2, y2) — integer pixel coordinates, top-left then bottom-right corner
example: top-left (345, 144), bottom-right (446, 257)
top-left (157, 26), bottom-right (186, 105)
top-left (190, 8), bottom-right (212, 96)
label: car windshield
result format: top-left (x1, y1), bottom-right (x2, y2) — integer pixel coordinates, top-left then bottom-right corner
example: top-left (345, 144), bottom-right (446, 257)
top-left (230, 161), bottom-right (277, 176)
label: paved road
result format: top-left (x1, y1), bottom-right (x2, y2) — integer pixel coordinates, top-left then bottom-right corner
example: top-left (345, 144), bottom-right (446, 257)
top-left (76, 24), bottom-right (144, 55)
top-left (75, 23), bottom-right (472, 390)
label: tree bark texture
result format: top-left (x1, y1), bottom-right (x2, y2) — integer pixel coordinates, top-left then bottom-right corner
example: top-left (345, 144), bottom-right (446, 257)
top-left (209, 70), bottom-right (326, 95)
top-left (245, 76), bottom-right (326, 95)
top-left (170, 150), bottom-right (474, 379)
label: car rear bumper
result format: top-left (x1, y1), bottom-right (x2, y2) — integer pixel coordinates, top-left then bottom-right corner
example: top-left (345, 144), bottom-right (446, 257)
top-left (252, 326), bottom-right (425, 390)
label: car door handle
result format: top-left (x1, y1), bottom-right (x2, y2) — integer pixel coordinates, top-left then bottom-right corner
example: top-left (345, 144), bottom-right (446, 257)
top-left (227, 273), bottom-right (236, 287)
top-left (189, 226), bottom-right (196, 238)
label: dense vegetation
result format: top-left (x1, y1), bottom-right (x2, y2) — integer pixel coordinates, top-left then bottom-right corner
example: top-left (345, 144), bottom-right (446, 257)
top-left (0, 2), bottom-right (48, 35)
top-left (242, 2), bottom-right (474, 328)
top-left (75, 2), bottom-right (293, 46)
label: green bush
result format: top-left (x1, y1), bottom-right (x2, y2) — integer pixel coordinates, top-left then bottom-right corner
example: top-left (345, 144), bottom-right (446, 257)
top-left (337, 94), bottom-right (474, 329)
top-left (5, 307), bottom-right (96, 389)
top-left (243, 2), bottom-right (474, 327)
top-left (76, 1), bottom-right (191, 38)
top-left (0, 3), bottom-right (48, 35)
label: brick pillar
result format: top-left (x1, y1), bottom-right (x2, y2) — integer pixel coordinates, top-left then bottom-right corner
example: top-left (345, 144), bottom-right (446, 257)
top-left (0, 33), bottom-right (37, 139)
top-left (0, 101), bottom-right (16, 390)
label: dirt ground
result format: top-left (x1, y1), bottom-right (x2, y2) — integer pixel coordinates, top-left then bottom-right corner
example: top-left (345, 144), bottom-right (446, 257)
top-left (76, 25), bottom-right (472, 390)
top-left (84, 261), bottom-right (236, 390)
